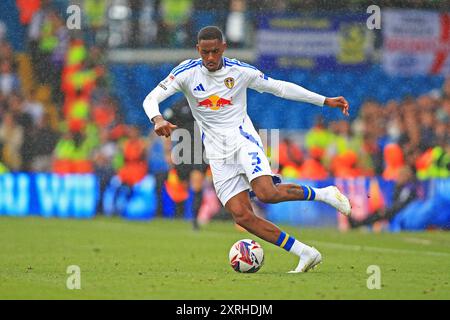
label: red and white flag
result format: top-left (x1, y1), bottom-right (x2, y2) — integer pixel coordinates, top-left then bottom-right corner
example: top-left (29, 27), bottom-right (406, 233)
top-left (383, 9), bottom-right (450, 75)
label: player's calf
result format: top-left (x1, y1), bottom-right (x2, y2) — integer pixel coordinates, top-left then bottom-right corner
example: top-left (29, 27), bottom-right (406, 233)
top-left (251, 176), bottom-right (351, 216)
top-left (251, 176), bottom-right (318, 203)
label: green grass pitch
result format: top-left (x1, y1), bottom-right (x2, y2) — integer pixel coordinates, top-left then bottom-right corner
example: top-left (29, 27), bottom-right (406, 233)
top-left (0, 216), bottom-right (449, 299)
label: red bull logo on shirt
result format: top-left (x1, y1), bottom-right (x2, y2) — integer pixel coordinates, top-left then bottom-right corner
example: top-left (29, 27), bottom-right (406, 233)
top-left (197, 95), bottom-right (232, 111)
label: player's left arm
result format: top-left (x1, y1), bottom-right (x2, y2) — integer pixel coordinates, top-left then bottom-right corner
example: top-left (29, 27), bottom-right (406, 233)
top-left (323, 96), bottom-right (349, 116)
top-left (248, 70), bottom-right (350, 116)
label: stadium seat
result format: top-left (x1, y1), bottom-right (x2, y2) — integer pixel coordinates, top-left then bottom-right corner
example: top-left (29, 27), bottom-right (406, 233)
top-left (110, 64), bottom-right (445, 129)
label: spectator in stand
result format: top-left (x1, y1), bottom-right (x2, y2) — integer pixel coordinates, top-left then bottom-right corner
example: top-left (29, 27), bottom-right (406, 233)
top-left (107, 126), bottom-right (149, 215)
top-left (0, 142), bottom-right (9, 174)
top-left (0, 41), bottom-right (15, 63)
top-left (83, 0), bottom-right (109, 46)
top-left (349, 165), bottom-right (418, 229)
top-left (359, 100), bottom-right (389, 175)
top-left (28, 113), bottom-right (59, 172)
top-left (385, 113), bottom-right (403, 144)
top-left (278, 137), bottom-right (303, 178)
top-left (86, 45), bottom-right (108, 71)
top-left (0, 112), bottom-right (23, 171)
top-left (0, 21), bottom-right (6, 42)
top-left (374, 114), bottom-right (391, 174)
top-left (304, 116), bottom-right (334, 163)
top-left (33, 5), bottom-right (58, 84)
top-left (147, 131), bottom-right (170, 218)
top-left (23, 88), bottom-right (44, 126)
top-left (52, 130), bottom-right (74, 174)
top-left (331, 149), bottom-right (362, 178)
top-left (0, 92), bottom-right (6, 117)
top-left (93, 128), bottom-right (118, 214)
top-left (0, 60), bottom-right (20, 96)
top-left (358, 133), bottom-right (378, 177)
top-left (117, 126), bottom-right (148, 187)
top-left (436, 97), bottom-right (450, 124)
top-left (86, 47), bottom-right (110, 99)
top-left (418, 109), bottom-right (436, 151)
top-left (49, 11), bottom-right (69, 104)
top-left (27, 0), bottom-right (48, 71)
top-left (52, 120), bottom-right (98, 174)
top-left (382, 143), bottom-right (404, 181)
top-left (434, 120), bottom-right (448, 148)
top-left (92, 95), bottom-right (118, 129)
top-left (128, 0), bottom-right (144, 48)
top-left (298, 147), bottom-right (328, 180)
top-left (226, 0), bottom-right (247, 48)
top-left (328, 120), bottom-right (355, 157)
top-left (7, 93), bottom-right (34, 171)
top-left (138, 0), bottom-right (159, 46)
top-left (158, 0), bottom-right (193, 47)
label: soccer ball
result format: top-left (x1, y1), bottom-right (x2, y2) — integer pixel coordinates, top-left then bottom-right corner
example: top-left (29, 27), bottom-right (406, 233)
top-left (229, 239), bottom-right (264, 273)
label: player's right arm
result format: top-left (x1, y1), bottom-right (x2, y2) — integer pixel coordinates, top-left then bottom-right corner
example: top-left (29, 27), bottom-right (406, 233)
top-left (143, 64), bottom-right (188, 137)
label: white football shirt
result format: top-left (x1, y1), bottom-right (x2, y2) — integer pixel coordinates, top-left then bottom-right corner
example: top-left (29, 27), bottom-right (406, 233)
top-left (143, 57), bottom-right (325, 160)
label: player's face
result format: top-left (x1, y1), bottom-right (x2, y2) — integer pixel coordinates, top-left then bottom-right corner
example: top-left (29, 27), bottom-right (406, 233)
top-left (197, 39), bottom-right (227, 72)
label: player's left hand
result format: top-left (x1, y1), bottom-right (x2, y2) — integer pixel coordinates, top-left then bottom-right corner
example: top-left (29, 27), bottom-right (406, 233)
top-left (324, 96), bottom-right (350, 116)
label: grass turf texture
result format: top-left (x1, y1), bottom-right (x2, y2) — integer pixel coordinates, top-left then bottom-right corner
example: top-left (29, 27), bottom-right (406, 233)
top-left (0, 217), bottom-right (449, 300)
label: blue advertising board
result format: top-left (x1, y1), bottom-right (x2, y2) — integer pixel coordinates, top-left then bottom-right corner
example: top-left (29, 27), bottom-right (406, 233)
top-left (0, 173), bottom-right (98, 218)
top-left (0, 173), bottom-right (449, 230)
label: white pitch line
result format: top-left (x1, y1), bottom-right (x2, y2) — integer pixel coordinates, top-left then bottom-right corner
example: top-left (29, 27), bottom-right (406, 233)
top-left (402, 237), bottom-right (433, 246)
top-left (307, 240), bottom-right (450, 258)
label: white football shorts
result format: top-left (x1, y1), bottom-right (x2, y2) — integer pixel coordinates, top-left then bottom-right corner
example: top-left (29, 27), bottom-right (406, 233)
top-left (209, 138), bottom-right (273, 206)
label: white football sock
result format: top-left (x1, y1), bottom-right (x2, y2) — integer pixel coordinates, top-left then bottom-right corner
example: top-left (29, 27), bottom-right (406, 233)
top-left (288, 240), bottom-right (308, 257)
top-left (311, 187), bottom-right (326, 201)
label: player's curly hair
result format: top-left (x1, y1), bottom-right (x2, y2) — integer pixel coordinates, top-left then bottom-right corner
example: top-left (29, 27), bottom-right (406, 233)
top-left (197, 26), bottom-right (224, 43)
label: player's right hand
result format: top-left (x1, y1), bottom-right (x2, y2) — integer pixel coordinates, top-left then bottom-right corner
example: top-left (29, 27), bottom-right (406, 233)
top-left (152, 116), bottom-right (178, 137)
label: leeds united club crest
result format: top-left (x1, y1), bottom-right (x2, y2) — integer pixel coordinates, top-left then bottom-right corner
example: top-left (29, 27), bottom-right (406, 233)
top-left (224, 77), bottom-right (235, 89)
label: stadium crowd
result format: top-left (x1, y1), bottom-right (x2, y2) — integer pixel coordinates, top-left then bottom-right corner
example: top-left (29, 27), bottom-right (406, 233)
top-left (278, 88), bottom-right (450, 181)
top-left (0, 0), bottom-right (449, 209)
top-left (10, 0), bottom-right (449, 50)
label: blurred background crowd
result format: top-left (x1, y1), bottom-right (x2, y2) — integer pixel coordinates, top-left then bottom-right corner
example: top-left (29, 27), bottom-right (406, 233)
top-left (0, 0), bottom-right (449, 227)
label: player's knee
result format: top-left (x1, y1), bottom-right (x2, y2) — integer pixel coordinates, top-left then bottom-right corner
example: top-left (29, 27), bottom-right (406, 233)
top-left (233, 210), bottom-right (256, 228)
